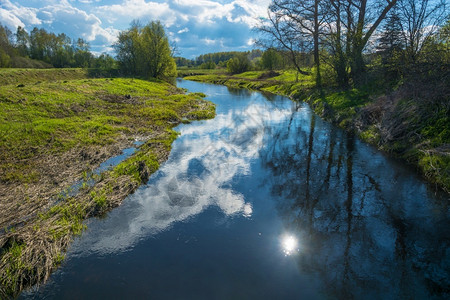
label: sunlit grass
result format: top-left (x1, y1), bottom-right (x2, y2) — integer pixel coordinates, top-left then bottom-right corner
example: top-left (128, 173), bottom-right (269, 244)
top-left (0, 68), bottom-right (216, 297)
top-left (0, 74), bottom-right (214, 184)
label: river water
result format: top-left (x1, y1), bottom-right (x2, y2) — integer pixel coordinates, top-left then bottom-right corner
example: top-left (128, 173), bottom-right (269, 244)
top-left (22, 80), bottom-right (450, 299)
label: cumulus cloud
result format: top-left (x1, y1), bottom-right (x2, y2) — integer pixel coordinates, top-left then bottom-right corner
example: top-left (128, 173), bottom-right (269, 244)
top-left (96, 0), bottom-right (178, 26)
top-left (1, 0), bottom-right (117, 53)
top-left (0, 0), bottom-right (40, 29)
top-left (1, 0), bottom-right (272, 56)
top-left (0, 8), bottom-right (25, 29)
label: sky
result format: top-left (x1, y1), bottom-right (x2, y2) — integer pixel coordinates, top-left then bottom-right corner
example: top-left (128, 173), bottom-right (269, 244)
top-left (0, 0), bottom-right (272, 58)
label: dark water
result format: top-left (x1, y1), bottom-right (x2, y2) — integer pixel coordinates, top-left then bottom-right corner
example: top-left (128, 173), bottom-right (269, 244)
top-left (22, 80), bottom-right (450, 299)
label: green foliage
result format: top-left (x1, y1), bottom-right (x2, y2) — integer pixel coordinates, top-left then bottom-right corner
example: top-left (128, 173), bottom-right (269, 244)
top-left (200, 61), bottom-right (216, 69)
top-left (0, 48), bottom-right (11, 67)
top-left (261, 48), bottom-right (282, 70)
top-left (227, 53), bottom-right (251, 74)
top-left (94, 53), bottom-right (117, 70)
top-left (418, 153), bottom-right (450, 191)
top-left (0, 23), bottom-right (116, 69)
top-left (114, 20), bottom-right (176, 80)
top-left (0, 69), bottom-right (217, 298)
top-left (0, 71), bottom-right (215, 184)
top-left (1, 240), bottom-right (26, 295)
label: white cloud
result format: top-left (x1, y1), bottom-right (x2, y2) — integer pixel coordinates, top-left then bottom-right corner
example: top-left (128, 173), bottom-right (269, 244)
top-left (39, 2), bottom-right (118, 47)
top-left (177, 27), bottom-right (189, 34)
top-left (0, 8), bottom-right (25, 29)
top-left (1, 0), bottom-right (273, 56)
top-left (96, 0), bottom-right (178, 26)
top-left (0, 0), bottom-right (41, 28)
top-left (202, 38), bottom-right (217, 45)
top-left (68, 95), bottom-right (292, 255)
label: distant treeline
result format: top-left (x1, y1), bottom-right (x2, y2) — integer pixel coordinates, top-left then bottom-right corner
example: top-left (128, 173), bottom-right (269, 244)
top-left (175, 49), bottom-right (314, 73)
top-left (0, 24), bottom-right (115, 69)
top-left (175, 50), bottom-right (265, 68)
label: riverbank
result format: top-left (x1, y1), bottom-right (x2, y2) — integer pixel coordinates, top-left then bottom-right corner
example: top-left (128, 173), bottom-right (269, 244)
top-left (0, 69), bottom-right (215, 297)
top-left (183, 70), bottom-right (449, 193)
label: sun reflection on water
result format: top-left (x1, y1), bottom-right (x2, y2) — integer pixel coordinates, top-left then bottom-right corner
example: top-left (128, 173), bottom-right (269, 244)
top-left (281, 234), bottom-right (299, 256)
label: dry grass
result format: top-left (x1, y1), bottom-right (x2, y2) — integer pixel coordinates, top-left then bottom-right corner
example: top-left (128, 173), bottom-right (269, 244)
top-left (0, 70), bottom-right (215, 298)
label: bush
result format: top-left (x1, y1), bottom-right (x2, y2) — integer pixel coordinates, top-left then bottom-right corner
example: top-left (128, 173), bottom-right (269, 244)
top-left (227, 53), bottom-right (251, 74)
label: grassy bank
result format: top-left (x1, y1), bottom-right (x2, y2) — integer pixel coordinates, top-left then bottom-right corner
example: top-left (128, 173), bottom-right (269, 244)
top-left (184, 69), bottom-right (449, 193)
top-left (0, 69), bottom-right (215, 297)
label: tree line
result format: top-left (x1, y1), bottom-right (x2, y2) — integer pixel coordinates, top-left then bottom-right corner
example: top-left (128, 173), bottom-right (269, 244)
top-left (257, 0), bottom-right (448, 88)
top-left (175, 50), bottom-right (263, 69)
top-left (0, 24), bottom-right (116, 69)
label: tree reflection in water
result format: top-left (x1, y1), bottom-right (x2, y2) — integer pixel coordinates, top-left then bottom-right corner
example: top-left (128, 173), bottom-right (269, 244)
top-left (259, 105), bottom-right (450, 299)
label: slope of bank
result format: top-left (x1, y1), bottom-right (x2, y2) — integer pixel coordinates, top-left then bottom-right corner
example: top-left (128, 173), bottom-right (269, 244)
top-left (184, 70), bottom-right (449, 193)
top-left (0, 69), bottom-right (215, 297)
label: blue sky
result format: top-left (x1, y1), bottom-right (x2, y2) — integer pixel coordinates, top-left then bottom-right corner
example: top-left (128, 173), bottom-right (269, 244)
top-left (0, 0), bottom-right (271, 58)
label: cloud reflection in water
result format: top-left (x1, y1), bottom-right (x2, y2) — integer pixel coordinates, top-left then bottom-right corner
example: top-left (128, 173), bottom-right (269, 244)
top-left (73, 98), bottom-right (293, 256)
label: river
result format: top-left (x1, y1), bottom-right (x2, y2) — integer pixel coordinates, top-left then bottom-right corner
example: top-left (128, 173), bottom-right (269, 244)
top-left (21, 79), bottom-right (450, 299)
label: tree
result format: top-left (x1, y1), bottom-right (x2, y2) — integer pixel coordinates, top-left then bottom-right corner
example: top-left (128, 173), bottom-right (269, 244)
top-left (140, 21), bottom-right (176, 78)
top-left (114, 21), bottom-right (176, 79)
top-left (266, 0), bottom-right (324, 86)
top-left (15, 26), bottom-right (29, 57)
top-left (227, 53), bottom-right (251, 74)
top-left (94, 53), bottom-right (116, 70)
top-left (257, 3), bottom-right (312, 77)
top-left (261, 48), bottom-right (282, 70)
top-left (376, 7), bottom-right (405, 81)
top-left (377, 8), bottom-right (404, 60)
top-left (398, 0), bottom-right (447, 64)
top-left (200, 61), bottom-right (216, 69)
top-left (0, 24), bottom-right (13, 67)
top-left (320, 0), bottom-right (399, 86)
top-left (74, 38), bottom-right (92, 68)
top-left (114, 23), bottom-right (139, 75)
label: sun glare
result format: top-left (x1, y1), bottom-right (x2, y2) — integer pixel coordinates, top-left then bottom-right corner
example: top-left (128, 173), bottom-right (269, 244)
top-left (281, 235), bottom-right (298, 256)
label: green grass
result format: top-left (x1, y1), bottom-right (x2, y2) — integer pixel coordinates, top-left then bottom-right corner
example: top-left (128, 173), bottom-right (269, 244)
top-left (177, 68), bottom-right (227, 77)
top-left (0, 68), bottom-right (216, 298)
top-left (0, 68), bottom-right (90, 86)
top-left (0, 75), bottom-right (214, 183)
top-left (184, 68), bottom-right (449, 193)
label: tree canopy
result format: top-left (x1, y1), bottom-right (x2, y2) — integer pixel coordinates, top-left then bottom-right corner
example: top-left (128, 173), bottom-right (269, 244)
top-left (0, 23), bottom-right (115, 69)
top-left (114, 21), bottom-right (176, 80)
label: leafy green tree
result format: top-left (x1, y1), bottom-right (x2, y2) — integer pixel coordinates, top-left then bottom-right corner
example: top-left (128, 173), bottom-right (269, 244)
top-left (74, 38), bottom-right (93, 68)
top-left (227, 53), bottom-right (251, 74)
top-left (140, 21), bottom-right (176, 78)
top-left (15, 26), bottom-right (29, 57)
top-left (200, 61), bottom-right (216, 69)
top-left (114, 21), bottom-right (176, 79)
top-left (261, 48), bottom-right (282, 70)
top-left (0, 24), bottom-right (12, 67)
top-left (94, 53), bottom-right (117, 70)
top-left (114, 23), bottom-right (139, 74)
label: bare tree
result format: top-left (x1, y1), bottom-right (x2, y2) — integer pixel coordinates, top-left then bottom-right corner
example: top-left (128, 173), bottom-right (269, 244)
top-left (398, 0), bottom-right (447, 63)
top-left (256, 3), bottom-right (312, 77)
top-left (322, 0), bottom-right (398, 85)
top-left (257, 0), bottom-right (327, 85)
top-left (259, 0), bottom-right (398, 87)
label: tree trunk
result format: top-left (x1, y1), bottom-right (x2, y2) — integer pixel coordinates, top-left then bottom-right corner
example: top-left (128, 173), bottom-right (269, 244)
top-left (351, 44), bottom-right (365, 84)
top-left (314, 0), bottom-right (322, 88)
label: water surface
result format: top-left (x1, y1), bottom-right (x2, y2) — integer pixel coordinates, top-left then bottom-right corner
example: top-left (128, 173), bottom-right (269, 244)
top-left (22, 80), bottom-right (450, 299)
